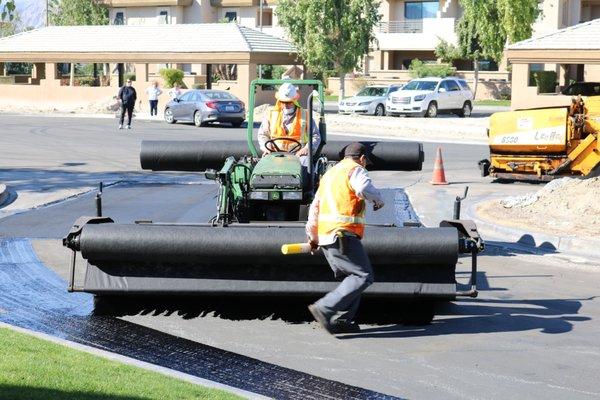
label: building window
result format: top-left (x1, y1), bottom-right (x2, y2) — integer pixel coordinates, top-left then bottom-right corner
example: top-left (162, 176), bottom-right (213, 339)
top-left (528, 63), bottom-right (544, 86)
top-left (405, 1), bottom-right (439, 19)
top-left (256, 8), bottom-right (273, 27)
top-left (158, 10), bottom-right (169, 24)
top-left (225, 12), bottom-right (237, 22)
top-left (114, 12), bottom-right (124, 25)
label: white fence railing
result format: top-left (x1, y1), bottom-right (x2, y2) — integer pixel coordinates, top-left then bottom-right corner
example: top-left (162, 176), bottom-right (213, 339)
top-left (377, 20), bottom-right (424, 34)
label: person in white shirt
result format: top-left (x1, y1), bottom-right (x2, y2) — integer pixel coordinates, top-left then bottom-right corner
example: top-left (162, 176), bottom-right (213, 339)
top-left (145, 81), bottom-right (163, 116)
top-left (168, 84), bottom-right (182, 100)
top-left (306, 142), bottom-right (385, 334)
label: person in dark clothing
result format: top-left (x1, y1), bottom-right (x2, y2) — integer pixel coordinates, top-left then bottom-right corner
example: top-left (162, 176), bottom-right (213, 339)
top-left (118, 79), bottom-right (137, 129)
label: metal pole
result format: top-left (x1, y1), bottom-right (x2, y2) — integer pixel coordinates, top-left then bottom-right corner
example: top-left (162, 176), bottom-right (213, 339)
top-left (258, 0), bottom-right (263, 79)
top-left (46, 0), bottom-right (49, 26)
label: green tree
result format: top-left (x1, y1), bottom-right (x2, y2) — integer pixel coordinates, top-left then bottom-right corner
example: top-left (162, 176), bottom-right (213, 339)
top-left (0, 0), bottom-right (15, 21)
top-left (436, 0), bottom-right (539, 97)
top-left (276, 0), bottom-right (380, 101)
top-left (49, 0), bottom-right (108, 25)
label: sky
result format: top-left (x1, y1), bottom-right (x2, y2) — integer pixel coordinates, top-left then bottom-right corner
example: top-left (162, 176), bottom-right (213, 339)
top-left (13, 0), bottom-right (46, 29)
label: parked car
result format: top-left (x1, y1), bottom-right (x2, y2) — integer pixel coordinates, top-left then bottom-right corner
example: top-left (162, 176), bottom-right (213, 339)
top-left (386, 77), bottom-right (473, 118)
top-left (338, 84), bottom-right (403, 116)
top-left (561, 81), bottom-right (600, 97)
top-left (164, 89), bottom-right (245, 127)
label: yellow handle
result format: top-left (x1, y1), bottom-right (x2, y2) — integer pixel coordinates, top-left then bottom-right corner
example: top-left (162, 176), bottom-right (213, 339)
top-left (281, 243), bottom-right (312, 255)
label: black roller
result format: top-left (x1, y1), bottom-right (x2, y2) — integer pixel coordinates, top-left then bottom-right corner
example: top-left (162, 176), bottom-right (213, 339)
top-left (140, 140), bottom-right (424, 172)
top-left (140, 140), bottom-right (255, 172)
top-left (322, 141), bottom-right (424, 171)
top-left (79, 224), bottom-right (457, 267)
top-left (76, 223), bottom-right (459, 297)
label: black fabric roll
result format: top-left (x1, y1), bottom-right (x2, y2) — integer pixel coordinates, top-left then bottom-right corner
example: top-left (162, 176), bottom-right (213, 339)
top-left (141, 140), bottom-right (424, 172)
top-left (321, 141), bottom-right (424, 171)
top-left (79, 224), bottom-right (457, 267)
top-left (140, 140), bottom-right (255, 172)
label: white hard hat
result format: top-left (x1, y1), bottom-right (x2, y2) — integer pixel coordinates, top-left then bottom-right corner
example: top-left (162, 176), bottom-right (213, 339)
top-left (275, 82), bottom-right (300, 102)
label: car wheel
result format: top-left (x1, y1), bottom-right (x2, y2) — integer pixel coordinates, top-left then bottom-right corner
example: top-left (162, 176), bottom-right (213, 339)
top-left (374, 104), bottom-right (385, 116)
top-left (164, 108), bottom-right (176, 124)
top-left (425, 102), bottom-right (438, 118)
top-left (193, 111), bottom-right (203, 127)
top-left (459, 101), bottom-right (472, 118)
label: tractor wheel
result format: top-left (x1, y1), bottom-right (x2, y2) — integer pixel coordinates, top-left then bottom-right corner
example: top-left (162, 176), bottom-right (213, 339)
top-left (425, 102), bottom-right (438, 118)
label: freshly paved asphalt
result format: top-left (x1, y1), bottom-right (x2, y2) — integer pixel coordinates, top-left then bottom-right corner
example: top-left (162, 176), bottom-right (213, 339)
top-left (0, 115), bottom-right (599, 399)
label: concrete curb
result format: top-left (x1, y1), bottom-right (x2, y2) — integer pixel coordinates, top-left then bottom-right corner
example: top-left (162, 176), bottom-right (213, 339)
top-left (465, 201), bottom-right (600, 261)
top-left (0, 184), bottom-right (9, 207)
top-left (0, 322), bottom-right (266, 400)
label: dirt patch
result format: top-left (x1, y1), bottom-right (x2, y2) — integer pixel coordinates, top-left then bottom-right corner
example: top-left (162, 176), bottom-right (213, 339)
top-left (477, 177), bottom-right (600, 237)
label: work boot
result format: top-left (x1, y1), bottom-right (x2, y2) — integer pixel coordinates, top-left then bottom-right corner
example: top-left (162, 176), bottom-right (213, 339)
top-left (118, 124), bottom-right (123, 130)
top-left (308, 304), bottom-right (333, 334)
top-left (330, 320), bottom-right (361, 334)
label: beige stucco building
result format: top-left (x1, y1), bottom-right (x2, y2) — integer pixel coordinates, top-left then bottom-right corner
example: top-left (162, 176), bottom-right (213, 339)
top-left (507, 18), bottom-right (600, 110)
top-left (0, 23), bottom-right (297, 110)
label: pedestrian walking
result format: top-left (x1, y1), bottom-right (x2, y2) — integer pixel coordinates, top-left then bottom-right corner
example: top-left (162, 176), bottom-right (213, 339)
top-left (168, 83), bottom-right (182, 100)
top-left (146, 81), bottom-right (163, 117)
top-left (306, 142), bottom-right (385, 334)
top-left (117, 79), bottom-right (137, 129)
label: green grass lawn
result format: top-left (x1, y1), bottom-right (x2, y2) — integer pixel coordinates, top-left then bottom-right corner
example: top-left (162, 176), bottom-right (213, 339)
top-left (0, 327), bottom-right (243, 400)
top-left (474, 99), bottom-right (511, 107)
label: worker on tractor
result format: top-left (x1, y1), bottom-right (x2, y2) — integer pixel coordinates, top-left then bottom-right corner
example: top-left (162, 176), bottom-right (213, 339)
top-left (257, 82), bottom-right (321, 166)
top-left (305, 142), bottom-right (385, 334)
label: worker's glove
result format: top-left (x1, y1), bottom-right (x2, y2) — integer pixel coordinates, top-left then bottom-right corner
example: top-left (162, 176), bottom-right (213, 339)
top-left (373, 200), bottom-right (385, 211)
top-left (296, 146), bottom-right (309, 156)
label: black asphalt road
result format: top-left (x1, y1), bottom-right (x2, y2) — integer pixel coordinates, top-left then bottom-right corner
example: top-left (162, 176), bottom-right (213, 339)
top-left (1, 115), bottom-right (599, 399)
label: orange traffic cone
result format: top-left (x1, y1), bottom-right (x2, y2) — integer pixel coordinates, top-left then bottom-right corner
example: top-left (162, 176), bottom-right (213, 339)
top-left (430, 147), bottom-right (448, 185)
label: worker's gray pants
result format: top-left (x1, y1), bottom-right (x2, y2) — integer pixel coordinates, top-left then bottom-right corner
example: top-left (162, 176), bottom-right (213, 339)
top-left (316, 236), bottom-right (374, 323)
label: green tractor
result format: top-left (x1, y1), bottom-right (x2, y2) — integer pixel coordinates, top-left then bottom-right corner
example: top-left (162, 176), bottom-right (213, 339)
top-left (205, 79), bottom-right (326, 225)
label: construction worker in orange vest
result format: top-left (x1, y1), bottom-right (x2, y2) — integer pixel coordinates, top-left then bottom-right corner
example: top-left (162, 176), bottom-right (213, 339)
top-left (257, 82), bottom-right (321, 166)
top-left (306, 142), bottom-right (385, 334)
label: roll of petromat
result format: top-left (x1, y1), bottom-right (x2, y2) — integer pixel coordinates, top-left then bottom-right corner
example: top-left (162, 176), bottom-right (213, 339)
top-left (321, 141), bottom-right (424, 171)
top-left (281, 243), bottom-right (312, 255)
top-left (140, 140), bottom-right (256, 171)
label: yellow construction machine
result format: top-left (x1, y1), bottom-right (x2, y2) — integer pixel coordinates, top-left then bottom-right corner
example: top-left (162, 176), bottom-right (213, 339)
top-left (480, 96), bottom-right (600, 181)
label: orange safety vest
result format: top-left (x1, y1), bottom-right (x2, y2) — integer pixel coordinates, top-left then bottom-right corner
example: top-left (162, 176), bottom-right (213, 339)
top-left (268, 101), bottom-right (307, 151)
top-left (317, 158), bottom-right (366, 242)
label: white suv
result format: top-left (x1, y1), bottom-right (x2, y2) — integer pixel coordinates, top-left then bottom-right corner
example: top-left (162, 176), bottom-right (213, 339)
top-left (386, 77), bottom-right (473, 118)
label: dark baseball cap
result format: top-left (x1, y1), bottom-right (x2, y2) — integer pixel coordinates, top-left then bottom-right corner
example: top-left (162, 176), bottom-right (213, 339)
top-left (344, 142), bottom-right (372, 164)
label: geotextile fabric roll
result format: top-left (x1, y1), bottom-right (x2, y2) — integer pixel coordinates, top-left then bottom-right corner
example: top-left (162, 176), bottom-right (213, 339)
top-left (140, 140), bottom-right (424, 172)
top-left (322, 141), bottom-right (424, 171)
top-left (140, 140), bottom-right (254, 172)
top-left (80, 223), bottom-right (458, 266)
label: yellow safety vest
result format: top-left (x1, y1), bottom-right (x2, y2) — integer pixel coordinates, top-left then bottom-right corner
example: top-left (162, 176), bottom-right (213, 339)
top-left (317, 158), bottom-right (366, 242)
top-left (268, 101), bottom-right (308, 151)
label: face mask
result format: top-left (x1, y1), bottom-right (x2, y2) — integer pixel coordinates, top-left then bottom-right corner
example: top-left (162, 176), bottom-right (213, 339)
top-left (282, 104), bottom-right (296, 116)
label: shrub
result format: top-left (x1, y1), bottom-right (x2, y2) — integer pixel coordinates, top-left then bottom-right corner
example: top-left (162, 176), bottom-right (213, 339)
top-left (409, 59), bottom-right (455, 78)
top-left (76, 77), bottom-right (97, 86)
top-left (159, 68), bottom-right (184, 88)
top-left (124, 72), bottom-right (136, 81)
top-left (534, 71), bottom-right (557, 93)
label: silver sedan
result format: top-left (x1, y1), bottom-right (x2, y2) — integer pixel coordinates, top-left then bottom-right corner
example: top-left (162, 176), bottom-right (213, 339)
top-left (164, 89), bottom-right (245, 127)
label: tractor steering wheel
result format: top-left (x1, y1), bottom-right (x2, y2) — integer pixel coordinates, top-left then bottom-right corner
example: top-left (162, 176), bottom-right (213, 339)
top-left (264, 138), bottom-right (303, 154)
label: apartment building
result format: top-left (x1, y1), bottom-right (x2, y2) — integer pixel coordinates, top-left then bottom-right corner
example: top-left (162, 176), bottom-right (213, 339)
top-left (104, 1), bottom-right (600, 85)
